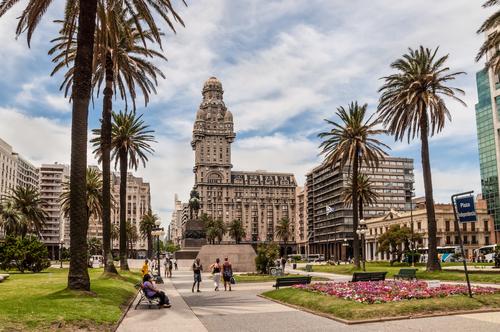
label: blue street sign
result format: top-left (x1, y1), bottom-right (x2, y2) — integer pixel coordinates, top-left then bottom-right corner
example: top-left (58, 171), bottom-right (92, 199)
top-left (455, 196), bottom-right (477, 223)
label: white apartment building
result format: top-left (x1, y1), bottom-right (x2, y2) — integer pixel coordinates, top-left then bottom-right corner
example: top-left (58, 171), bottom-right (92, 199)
top-left (39, 163), bottom-right (69, 259)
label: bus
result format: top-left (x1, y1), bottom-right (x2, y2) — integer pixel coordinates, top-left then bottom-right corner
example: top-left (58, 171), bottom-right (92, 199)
top-left (474, 245), bottom-right (498, 263)
top-left (418, 246), bottom-right (461, 263)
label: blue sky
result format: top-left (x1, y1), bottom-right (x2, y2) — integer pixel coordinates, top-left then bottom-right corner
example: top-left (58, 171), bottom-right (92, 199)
top-left (0, 0), bottom-right (493, 227)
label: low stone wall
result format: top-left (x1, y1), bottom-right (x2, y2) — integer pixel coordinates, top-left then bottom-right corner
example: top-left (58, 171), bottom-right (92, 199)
top-left (196, 244), bottom-right (257, 272)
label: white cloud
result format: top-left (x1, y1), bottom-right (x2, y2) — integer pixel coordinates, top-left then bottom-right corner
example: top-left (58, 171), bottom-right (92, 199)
top-left (414, 166), bottom-right (481, 204)
top-left (0, 107), bottom-right (71, 164)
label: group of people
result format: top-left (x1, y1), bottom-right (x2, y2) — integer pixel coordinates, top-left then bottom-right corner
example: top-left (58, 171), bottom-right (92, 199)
top-left (191, 257), bottom-right (234, 293)
top-left (137, 256), bottom-right (236, 309)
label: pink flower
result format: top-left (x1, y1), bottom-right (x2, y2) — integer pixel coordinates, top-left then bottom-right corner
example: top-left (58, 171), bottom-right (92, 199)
top-left (292, 280), bottom-right (500, 304)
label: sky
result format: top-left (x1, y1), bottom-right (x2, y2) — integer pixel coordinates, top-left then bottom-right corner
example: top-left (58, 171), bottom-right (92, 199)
top-left (0, 0), bottom-right (494, 229)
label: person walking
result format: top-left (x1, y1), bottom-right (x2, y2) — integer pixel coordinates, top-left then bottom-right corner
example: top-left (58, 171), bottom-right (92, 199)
top-left (210, 258), bottom-right (222, 291)
top-left (281, 256), bottom-right (286, 273)
top-left (173, 258), bottom-right (178, 270)
top-left (222, 257), bottom-right (233, 291)
top-left (192, 258), bottom-right (203, 293)
top-left (167, 258), bottom-right (173, 278)
top-left (163, 257), bottom-right (169, 277)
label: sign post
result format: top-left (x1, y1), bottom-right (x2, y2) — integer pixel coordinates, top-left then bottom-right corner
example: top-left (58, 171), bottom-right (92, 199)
top-left (451, 191), bottom-right (476, 298)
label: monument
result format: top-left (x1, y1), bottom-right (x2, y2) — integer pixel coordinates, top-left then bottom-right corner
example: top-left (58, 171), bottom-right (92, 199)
top-left (175, 190), bottom-right (207, 260)
top-left (196, 244), bottom-right (257, 272)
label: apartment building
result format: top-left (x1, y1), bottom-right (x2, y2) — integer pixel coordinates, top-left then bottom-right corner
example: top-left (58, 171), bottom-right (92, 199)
top-left (307, 156), bottom-right (414, 261)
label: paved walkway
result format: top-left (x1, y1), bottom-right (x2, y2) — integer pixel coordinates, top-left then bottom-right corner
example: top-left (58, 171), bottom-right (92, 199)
top-left (117, 267), bottom-right (500, 332)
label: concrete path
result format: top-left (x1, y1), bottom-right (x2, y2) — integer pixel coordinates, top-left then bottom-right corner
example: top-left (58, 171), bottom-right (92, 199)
top-left (117, 266), bottom-right (500, 332)
top-left (117, 274), bottom-right (207, 332)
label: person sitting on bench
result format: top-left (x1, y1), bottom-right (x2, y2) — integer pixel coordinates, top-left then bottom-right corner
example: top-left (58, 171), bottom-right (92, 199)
top-left (143, 274), bottom-right (171, 308)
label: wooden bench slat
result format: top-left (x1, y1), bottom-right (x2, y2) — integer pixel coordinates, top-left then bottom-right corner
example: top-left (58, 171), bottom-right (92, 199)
top-left (273, 276), bottom-right (312, 289)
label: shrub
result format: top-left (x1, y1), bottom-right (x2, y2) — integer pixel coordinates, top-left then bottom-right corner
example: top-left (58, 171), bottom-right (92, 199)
top-left (255, 243), bottom-right (280, 274)
top-left (0, 236), bottom-right (51, 273)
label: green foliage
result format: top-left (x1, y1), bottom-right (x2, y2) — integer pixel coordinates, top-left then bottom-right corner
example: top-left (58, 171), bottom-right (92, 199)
top-left (255, 243), bottom-right (280, 274)
top-left (165, 240), bottom-right (180, 253)
top-left (202, 214), bottom-right (226, 244)
top-left (377, 225), bottom-right (421, 265)
top-left (87, 237), bottom-right (103, 256)
top-left (0, 236), bottom-right (50, 273)
top-left (228, 219), bottom-right (246, 243)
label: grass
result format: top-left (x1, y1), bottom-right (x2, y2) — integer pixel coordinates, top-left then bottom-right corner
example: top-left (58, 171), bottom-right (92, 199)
top-left (0, 268), bottom-right (141, 331)
top-left (262, 287), bottom-right (500, 321)
top-left (234, 273), bottom-right (328, 283)
top-left (303, 262), bottom-right (500, 284)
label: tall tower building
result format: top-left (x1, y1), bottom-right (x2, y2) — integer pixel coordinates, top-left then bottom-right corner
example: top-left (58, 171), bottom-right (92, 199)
top-left (192, 76), bottom-right (235, 186)
top-left (475, 31), bottom-right (500, 237)
top-left (39, 163), bottom-right (69, 259)
top-left (192, 77), bottom-right (297, 244)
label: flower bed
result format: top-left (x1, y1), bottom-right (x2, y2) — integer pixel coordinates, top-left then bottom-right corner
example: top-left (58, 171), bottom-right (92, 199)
top-left (293, 280), bottom-right (500, 304)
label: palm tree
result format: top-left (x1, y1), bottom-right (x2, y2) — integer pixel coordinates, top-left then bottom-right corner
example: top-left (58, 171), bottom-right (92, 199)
top-left (378, 46), bottom-right (466, 271)
top-left (60, 167), bottom-right (104, 226)
top-left (342, 174), bottom-right (379, 220)
top-left (318, 102), bottom-right (389, 268)
top-left (0, 199), bottom-right (22, 237)
top-left (51, 6), bottom-right (171, 276)
top-left (93, 110), bottom-right (155, 270)
top-left (8, 186), bottom-right (48, 237)
top-left (214, 219), bottom-right (226, 244)
top-left (87, 237), bottom-right (103, 256)
top-left (140, 210), bottom-right (158, 258)
top-left (126, 220), bottom-right (139, 258)
top-left (275, 217), bottom-right (292, 258)
top-left (111, 223), bottom-right (119, 248)
top-left (477, 1), bottom-right (500, 74)
top-left (0, 0), bottom-right (184, 291)
top-left (228, 219), bottom-right (246, 244)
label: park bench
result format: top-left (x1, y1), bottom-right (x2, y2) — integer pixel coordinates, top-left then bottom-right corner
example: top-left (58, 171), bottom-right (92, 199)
top-left (134, 283), bottom-right (161, 309)
top-left (394, 268), bottom-right (418, 281)
top-left (0, 274), bottom-right (9, 283)
top-left (305, 264), bottom-right (313, 272)
top-left (351, 272), bottom-right (387, 282)
top-left (273, 276), bottom-right (312, 290)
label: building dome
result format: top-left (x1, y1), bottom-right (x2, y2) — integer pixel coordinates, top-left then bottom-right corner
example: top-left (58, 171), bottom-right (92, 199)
top-left (224, 110), bottom-right (233, 122)
top-left (196, 108), bottom-right (206, 121)
top-left (202, 76), bottom-right (223, 95)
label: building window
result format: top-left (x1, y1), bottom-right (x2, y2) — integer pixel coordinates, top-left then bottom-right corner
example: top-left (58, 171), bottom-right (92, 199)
top-left (446, 236), bottom-right (451, 245)
top-left (462, 223), bottom-right (467, 232)
top-left (484, 220), bottom-right (489, 232)
top-left (417, 222), bottom-right (421, 230)
top-left (463, 235), bottom-right (468, 244)
top-left (445, 220), bottom-right (450, 232)
top-left (471, 222), bottom-right (475, 232)
top-left (485, 236), bottom-right (490, 245)
top-left (472, 235), bottom-right (477, 244)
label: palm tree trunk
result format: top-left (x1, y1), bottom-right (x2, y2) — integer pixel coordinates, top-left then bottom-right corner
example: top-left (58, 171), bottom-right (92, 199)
top-left (147, 233), bottom-right (153, 259)
top-left (102, 51), bottom-right (118, 275)
top-left (352, 148), bottom-right (360, 268)
top-left (67, 0), bottom-right (98, 291)
top-left (119, 149), bottom-right (129, 270)
top-left (421, 113), bottom-right (441, 271)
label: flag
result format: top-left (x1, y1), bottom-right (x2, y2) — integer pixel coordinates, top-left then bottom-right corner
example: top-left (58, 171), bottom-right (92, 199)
top-left (326, 205), bottom-right (334, 215)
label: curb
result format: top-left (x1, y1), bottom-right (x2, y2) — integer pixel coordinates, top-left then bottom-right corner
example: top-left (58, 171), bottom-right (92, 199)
top-left (258, 294), bottom-right (500, 325)
top-left (113, 289), bottom-right (139, 332)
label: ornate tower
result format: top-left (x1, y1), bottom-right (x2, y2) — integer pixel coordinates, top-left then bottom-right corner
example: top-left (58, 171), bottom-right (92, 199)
top-left (192, 77), bottom-right (235, 185)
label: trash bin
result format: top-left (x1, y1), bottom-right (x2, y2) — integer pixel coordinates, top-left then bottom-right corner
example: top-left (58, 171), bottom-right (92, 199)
top-left (292, 263), bottom-right (297, 270)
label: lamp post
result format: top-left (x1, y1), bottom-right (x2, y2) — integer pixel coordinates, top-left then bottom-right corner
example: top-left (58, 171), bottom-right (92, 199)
top-left (409, 182), bottom-right (416, 267)
top-left (152, 220), bottom-right (164, 284)
top-left (356, 219), bottom-right (367, 271)
top-left (59, 240), bottom-right (64, 269)
top-left (342, 238), bottom-right (349, 264)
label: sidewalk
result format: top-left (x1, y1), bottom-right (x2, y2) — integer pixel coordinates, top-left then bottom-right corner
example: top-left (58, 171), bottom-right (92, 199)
top-left (117, 275), bottom-right (207, 332)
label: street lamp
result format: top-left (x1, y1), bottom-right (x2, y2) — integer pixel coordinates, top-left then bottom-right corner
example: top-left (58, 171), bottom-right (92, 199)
top-left (409, 182), bottom-right (416, 267)
top-left (342, 238), bottom-right (349, 264)
top-left (356, 219), bottom-right (367, 271)
top-left (152, 220), bottom-right (164, 284)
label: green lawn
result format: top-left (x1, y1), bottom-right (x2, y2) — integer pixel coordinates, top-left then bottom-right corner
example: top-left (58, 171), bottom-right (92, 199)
top-left (304, 262), bottom-right (500, 284)
top-left (262, 287), bottom-right (500, 321)
top-left (234, 273), bottom-right (328, 283)
top-left (0, 268), bottom-right (141, 331)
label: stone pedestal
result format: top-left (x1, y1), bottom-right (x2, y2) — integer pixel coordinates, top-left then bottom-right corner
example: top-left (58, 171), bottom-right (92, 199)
top-left (196, 244), bottom-right (257, 272)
